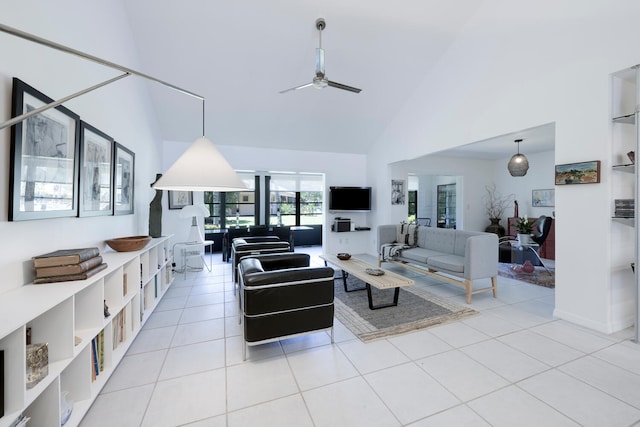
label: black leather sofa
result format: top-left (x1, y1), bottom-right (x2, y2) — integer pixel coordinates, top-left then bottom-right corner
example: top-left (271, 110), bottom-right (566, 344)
top-left (238, 252), bottom-right (335, 360)
top-left (222, 225), bottom-right (292, 261)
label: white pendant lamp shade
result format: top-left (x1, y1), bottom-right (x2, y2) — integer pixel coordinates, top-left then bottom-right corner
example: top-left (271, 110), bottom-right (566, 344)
top-left (152, 137), bottom-right (247, 191)
top-left (507, 139), bottom-right (529, 177)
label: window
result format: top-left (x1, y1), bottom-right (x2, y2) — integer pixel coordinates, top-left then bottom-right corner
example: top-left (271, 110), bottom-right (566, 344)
top-left (204, 172), bottom-right (324, 229)
top-left (267, 173), bottom-right (324, 226)
top-left (408, 190), bottom-right (417, 222)
top-left (204, 173), bottom-right (256, 230)
top-left (437, 183), bottom-right (456, 229)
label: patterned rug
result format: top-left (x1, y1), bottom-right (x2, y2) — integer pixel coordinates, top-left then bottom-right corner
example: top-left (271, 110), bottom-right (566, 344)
top-left (333, 275), bottom-right (477, 342)
top-left (497, 262), bottom-right (555, 288)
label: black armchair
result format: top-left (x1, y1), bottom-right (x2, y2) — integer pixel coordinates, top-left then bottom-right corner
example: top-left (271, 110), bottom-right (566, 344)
top-left (499, 215), bottom-right (552, 270)
top-left (231, 237), bottom-right (291, 284)
top-left (238, 252), bottom-right (335, 360)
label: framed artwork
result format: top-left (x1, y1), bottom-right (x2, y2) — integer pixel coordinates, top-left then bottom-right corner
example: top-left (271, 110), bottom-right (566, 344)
top-left (168, 191), bottom-right (192, 209)
top-left (9, 78), bottom-right (81, 221)
top-left (391, 179), bottom-right (405, 205)
top-left (555, 160), bottom-right (601, 185)
top-left (113, 142), bottom-right (135, 215)
top-left (532, 189), bottom-right (555, 207)
top-left (79, 121), bottom-right (114, 216)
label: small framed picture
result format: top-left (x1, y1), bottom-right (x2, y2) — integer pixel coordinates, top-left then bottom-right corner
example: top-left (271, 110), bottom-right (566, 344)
top-left (168, 191), bottom-right (192, 209)
top-left (532, 189), bottom-right (554, 207)
top-left (555, 160), bottom-right (601, 185)
top-left (391, 179), bottom-right (405, 205)
top-left (113, 142), bottom-right (134, 215)
top-left (79, 121), bottom-right (114, 216)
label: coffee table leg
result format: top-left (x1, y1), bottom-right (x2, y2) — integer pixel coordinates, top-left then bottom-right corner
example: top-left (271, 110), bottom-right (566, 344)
top-left (342, 270), bottom-right (366, 292)
top-left (366, 284), bottom-right (401, 310)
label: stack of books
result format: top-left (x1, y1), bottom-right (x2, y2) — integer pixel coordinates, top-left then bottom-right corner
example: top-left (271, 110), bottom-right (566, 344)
top-left (614, 199), bottom-right (635, 218)
top-left (32, 247), bottom-right (107, 284)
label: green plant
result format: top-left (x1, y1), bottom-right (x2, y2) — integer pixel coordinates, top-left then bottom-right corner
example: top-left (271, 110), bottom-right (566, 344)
top-left (515, 216), bottom-right (533, 234)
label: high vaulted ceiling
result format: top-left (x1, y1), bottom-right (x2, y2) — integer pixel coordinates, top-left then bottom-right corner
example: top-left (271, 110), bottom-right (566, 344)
top-left (122, 1), bottom-right (487, 155)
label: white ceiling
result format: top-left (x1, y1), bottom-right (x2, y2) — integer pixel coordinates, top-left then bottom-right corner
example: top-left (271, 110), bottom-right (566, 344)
top-left (429, 122), bottom-right (556, 160)
top-left (122, 1), bottom-right (555, 158)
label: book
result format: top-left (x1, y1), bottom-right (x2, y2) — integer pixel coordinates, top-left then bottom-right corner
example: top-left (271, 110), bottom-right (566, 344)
top-left (33, 263), bottom-right (108, 284)
top-left (1, 350), bottom-right (4, 417)
top-left (90, 339), bottom-right (97, 381)
top-left (33, 247), bottom-right (100, 268)
top-left (35, 256), bottom-right (103, 278)
top-left (98, 330), bottom-right (104, 372)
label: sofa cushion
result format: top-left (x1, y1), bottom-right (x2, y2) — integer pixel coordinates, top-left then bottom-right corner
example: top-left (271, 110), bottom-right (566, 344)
top-left (399, 247), bottom-right (446, 264)
top-left (427, 254), bottom-right (465, 274)
top-left (396, 223), bottom-right (419, 246)
top-left (424, 228), bottom-right (456, 253)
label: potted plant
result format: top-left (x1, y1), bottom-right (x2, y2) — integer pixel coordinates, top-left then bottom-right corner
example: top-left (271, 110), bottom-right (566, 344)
top-left (482, 183), bottom-right (514, 236)
top-left (515, 215), bottom-right (534, 244)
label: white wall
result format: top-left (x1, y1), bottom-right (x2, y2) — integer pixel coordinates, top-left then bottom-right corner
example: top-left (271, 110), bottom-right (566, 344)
top-left (0, 1), bottom-right (162, 293)
top-left (367, 0), bottom-right (640, 333)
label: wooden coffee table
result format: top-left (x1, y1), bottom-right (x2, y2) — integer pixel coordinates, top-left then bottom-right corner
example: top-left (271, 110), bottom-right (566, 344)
top-left (320, 254), bottom-right (415, 310)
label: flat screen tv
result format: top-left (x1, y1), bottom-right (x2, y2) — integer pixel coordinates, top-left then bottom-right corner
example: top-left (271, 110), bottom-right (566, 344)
top-left (329, 186), bottom-right (372, 212)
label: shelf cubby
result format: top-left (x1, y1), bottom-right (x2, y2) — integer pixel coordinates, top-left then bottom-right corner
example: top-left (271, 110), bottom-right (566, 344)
top-left (24, 378), bottom-right (59, 427)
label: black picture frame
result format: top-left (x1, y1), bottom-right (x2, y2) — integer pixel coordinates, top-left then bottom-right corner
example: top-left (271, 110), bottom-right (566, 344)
top-left (79, 121), bottom-right (114, 216)
top-left (113, 142), bottom-right (135, 215)
top-left (168, 191), bottom-right (193, 209)
top-left (9, 78), bottom-right (81, 221)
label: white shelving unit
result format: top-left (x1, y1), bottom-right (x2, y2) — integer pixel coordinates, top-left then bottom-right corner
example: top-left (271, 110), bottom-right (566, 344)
top-left (611, 66), bottom-right (639, 339)
top-left (0, 236), bottom-right (173, 427)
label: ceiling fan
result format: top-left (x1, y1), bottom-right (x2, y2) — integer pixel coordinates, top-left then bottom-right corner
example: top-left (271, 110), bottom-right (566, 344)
top-left (279, 18), bottom-right (362, 94)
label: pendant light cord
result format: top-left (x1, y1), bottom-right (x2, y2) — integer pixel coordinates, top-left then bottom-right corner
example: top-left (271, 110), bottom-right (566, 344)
top-left (202, 99), bottom-right (206, 136)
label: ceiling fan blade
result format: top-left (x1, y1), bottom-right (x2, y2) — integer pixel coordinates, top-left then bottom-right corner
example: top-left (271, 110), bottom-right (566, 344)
top-left (327, 80), bottom-right (362, 93)
top-left (316, 48), bottom-right (325, 76)
top-left (279, 82), bottom-right (314, 94)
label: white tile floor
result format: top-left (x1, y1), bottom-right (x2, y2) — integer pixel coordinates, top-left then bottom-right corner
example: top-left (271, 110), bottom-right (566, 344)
top-left (80, 248), bottom-right (640, 427)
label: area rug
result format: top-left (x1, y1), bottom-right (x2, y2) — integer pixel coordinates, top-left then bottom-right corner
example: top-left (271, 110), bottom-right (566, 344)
top-left (333, 275), bottom-right (478, 342)
top-left (497, 262), bottom-right (555, 288)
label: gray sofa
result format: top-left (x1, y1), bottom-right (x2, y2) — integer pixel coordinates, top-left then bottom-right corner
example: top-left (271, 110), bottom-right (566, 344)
top-left (378, 225), bottom-right (498, 303)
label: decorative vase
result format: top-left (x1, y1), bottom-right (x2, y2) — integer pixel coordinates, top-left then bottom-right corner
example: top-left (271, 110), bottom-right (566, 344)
top-left (521, 260), bottom-right (535, 274)
top-left (517, 233), bottom-right (532, 245)
top-left (485, 218), bottom-right (505, 237)
top-left (60, 390), bottom-right (73, 425)
top-left (149, 173), bottom-right (163, 238)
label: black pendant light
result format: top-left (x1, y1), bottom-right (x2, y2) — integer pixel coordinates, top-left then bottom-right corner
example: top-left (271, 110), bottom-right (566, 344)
top-left (508, 139), bottom-right (529, 176)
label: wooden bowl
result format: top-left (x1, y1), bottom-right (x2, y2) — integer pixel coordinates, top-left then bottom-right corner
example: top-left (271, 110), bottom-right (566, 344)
top-left (105, 235), bottom-right (151, 252)
top-left (337, 253), bottom-right (351, 260)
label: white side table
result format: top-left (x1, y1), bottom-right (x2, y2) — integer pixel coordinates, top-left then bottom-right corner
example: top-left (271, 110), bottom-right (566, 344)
top-left (174, 240), bottom-right (213, 278)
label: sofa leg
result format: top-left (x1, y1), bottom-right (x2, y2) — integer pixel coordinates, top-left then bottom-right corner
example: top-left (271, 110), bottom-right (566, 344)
top-left (491, 276), bottom-right (498, 298)
top-left (242, 342), bottom-right (247, 361)
top-left (330, 327), bottom-right (334, 344)
top-left (465, 279), bottom-right (472, 304)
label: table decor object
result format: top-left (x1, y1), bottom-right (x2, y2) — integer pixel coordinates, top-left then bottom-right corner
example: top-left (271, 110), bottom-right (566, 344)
top-left (105, 235), bottom-right (151, 252)
top-left (365, 268), bottom-right (385, 276)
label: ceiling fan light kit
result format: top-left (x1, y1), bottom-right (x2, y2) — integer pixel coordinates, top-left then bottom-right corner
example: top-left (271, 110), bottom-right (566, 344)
top-left (507, 138), bottom-right (530, 177)
top-left (280, 18), bottom-right (362, 94)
